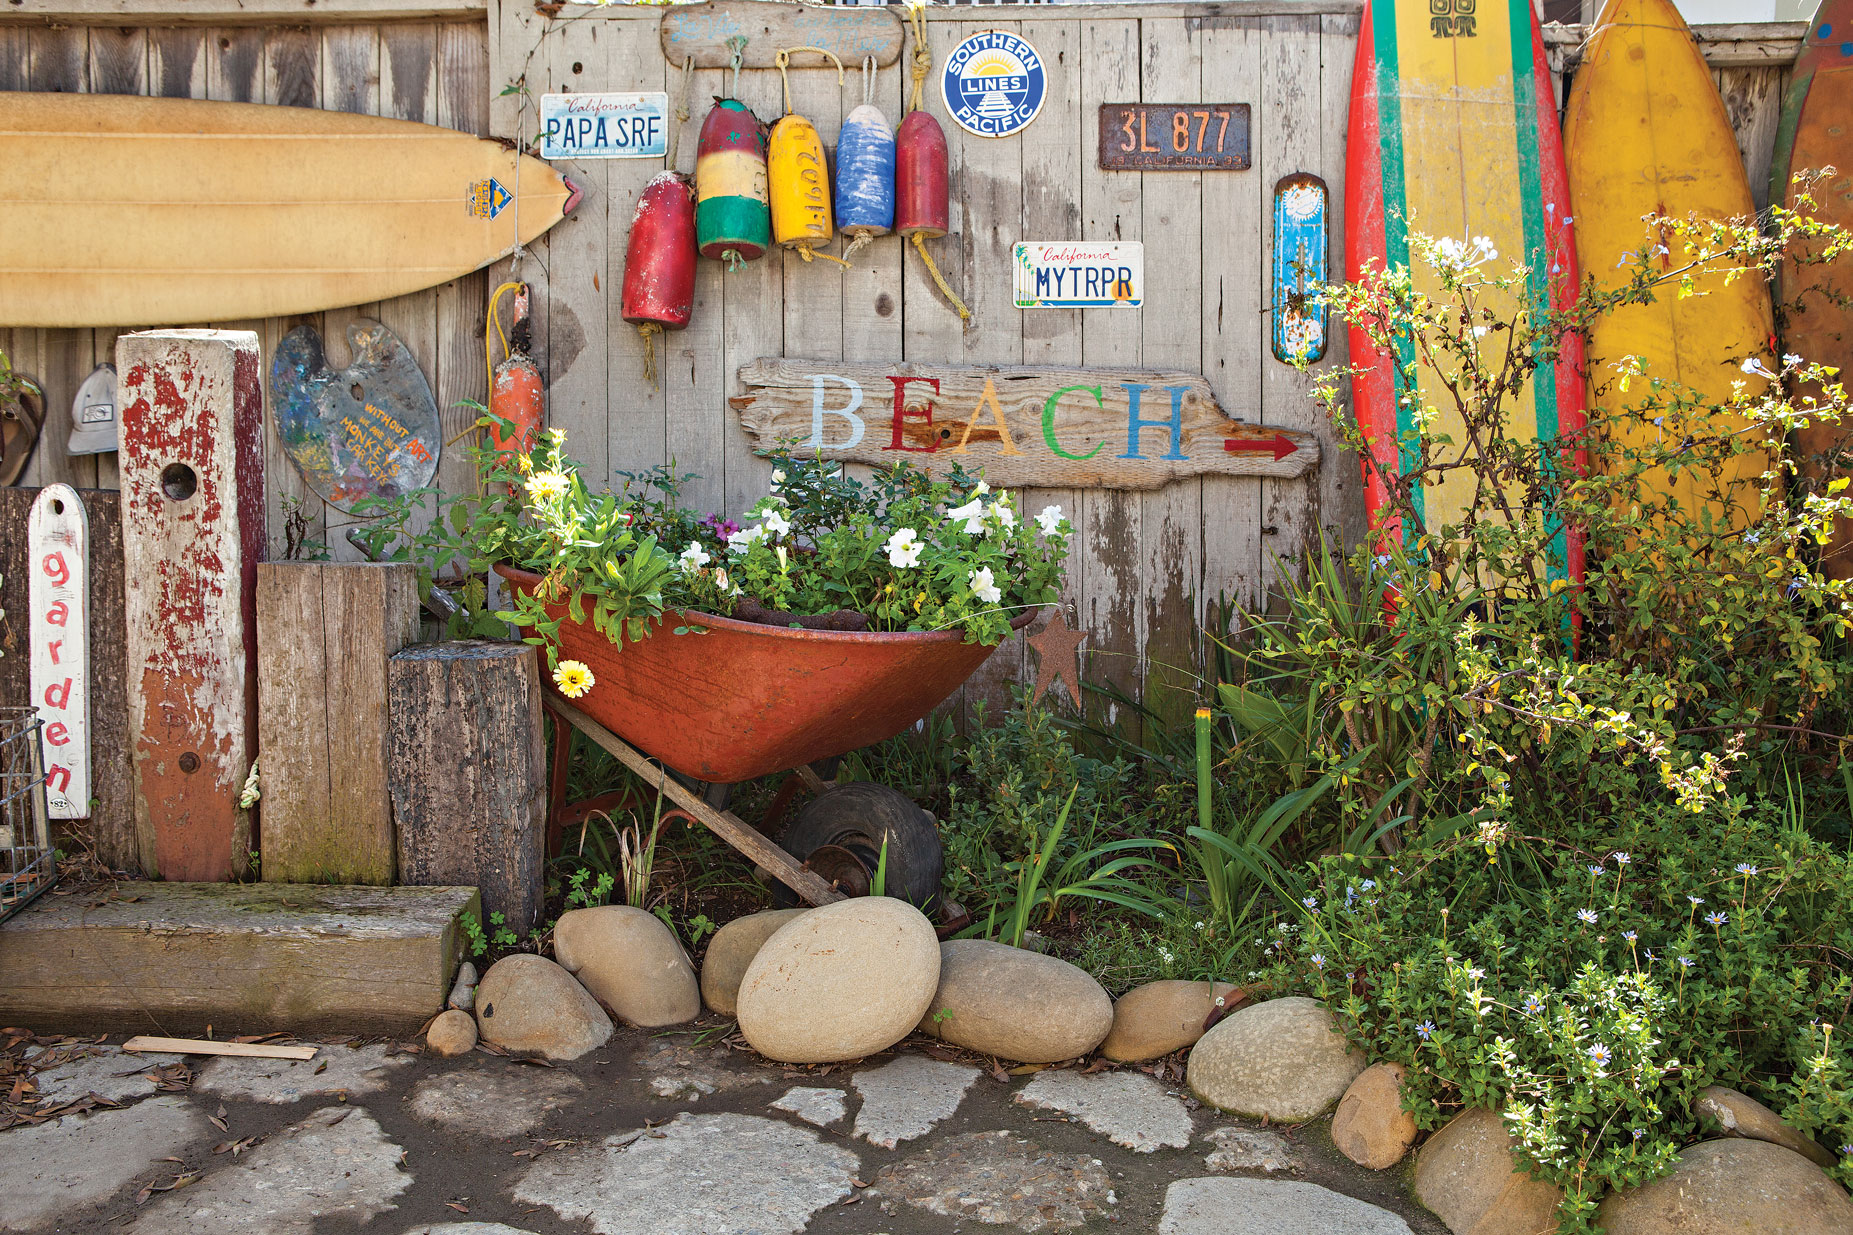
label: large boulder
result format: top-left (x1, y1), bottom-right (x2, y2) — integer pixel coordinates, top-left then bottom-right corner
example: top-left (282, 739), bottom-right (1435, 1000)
top-left (1598, 1138), bottom-right (1853, 1235)
top-left (917, 939), bottom-right (1113, 1064)
top-left (1099, 979), bottom-right (1240, 1063)
top-left (1692, 1086), bottom-right (1836, 1169)
top-left (1412, 1106), bottom-right (1563, 1235)
top-left (736, 897), bottom-right (940, 1064)
top-left (1186, 996), bottom-right (1365, 1122)
top-left (475, 954), bottom-right (612, 1061)
top-left (700, 908), bottom-right (810, 1017)
top-left (1331, 1062), bottom-right (1418, 1170)
top-left (553, 905), bottom-right (700, 1028)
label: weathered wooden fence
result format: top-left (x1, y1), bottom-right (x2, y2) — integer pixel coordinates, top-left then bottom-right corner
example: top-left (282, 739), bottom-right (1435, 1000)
top-left (0, 1), bottom-right (1811, 732)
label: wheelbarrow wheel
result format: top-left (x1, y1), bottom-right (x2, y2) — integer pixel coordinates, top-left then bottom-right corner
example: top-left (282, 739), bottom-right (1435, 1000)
top-left (774, 781), bottom-right (943, 912)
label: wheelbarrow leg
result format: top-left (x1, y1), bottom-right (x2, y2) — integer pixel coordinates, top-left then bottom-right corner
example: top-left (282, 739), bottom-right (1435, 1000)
top-left (546, 712), bottom-right (573, 857)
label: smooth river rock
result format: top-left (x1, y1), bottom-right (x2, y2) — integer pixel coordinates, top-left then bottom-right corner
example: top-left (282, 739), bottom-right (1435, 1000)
top-left (736, 897), bottom-right (940, 1064)
top-left (1692, 1085), bottom-right (1836, 1169)
top-left (701, 908), bottom-right (809, 1017)
top-left (1331, 1062), bottom-right (1418, 1169)
top-left (475, 954), bottom-right (612, 1061)
top-left (1186, 996), bottom-right (1365, 1121)
top-left (1597, 1138), bottom-right (1853, 1235)
top-left (1412, 1106), bottom-right (1563, 1235)
top-left (918, 939), bottom-right (1113, 1064)
top-left (553, 904), bottom-right (700, 1028)
top-left (1100, 980), bottom-right (1241, 1062)
top-left (426, 1009), bottom-right (479, 1057)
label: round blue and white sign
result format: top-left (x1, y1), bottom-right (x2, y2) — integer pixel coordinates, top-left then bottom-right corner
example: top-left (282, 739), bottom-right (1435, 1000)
top-left (941, 31), bottom-right (1046, 139)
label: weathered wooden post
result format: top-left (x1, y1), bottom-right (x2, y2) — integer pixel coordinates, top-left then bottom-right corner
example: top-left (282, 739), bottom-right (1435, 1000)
top-left (257, 562), bottom-right (421, 884)
top-left (117, 330), bottom-right (264, 883)
top-left (389, 641), bottom-right (547, 936)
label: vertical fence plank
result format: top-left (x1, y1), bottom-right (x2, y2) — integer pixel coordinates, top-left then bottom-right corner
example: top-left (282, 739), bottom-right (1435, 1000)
top-left (665, 61), bottom-right (731, 518)
top-left (1317, 10), bottom-right (1364, 555)
top-left (1077, 16), bottom-right (1145, 734)
top-left (1257, 15), bottom-right (1324, 606)
top-left (543, 15), bottom-right (610, 485)
top-left (434, 20), bottom-right (491, 503)
top-left (1201, 18), bottom-right (1266, 626)
top-left (1138, 17), bottom-right (1206, 726)
top-left (721, 64), bottom-right (789, 520)
top-left (604, 18), bottom-right (666, 486)
top-left (1018, 18), bottom-right (1088, 707)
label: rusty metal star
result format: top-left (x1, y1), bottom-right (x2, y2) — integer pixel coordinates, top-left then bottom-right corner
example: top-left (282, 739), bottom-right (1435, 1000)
top-left (1028, 608), bottom-right (1088, 709)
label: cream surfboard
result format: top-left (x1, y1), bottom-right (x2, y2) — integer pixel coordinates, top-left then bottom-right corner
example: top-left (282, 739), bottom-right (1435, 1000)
top-left (0, 92), bottom-right (579, 328)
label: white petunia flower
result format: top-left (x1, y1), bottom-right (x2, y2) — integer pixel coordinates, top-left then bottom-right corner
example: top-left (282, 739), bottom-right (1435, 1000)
top-left (974, 480), bottom-right (990, 496)
top-left (679, 542), bottom-right (711, 571)
top-left (770, 468), bottom-right (786, 489)
top-left (947, 497), bottom-right (987, 534)
top-left (969, 566), bottom-right (1002, 604)
top-left (988, 503), bottom-right (1017, 534)
top-left (1036, 504), bottom-right (1065, 536)
top-left (1741, 356), bottom-right (1778, 381)
top-left (763, 508), bottom-right (792, 537)
top-left (886, 528), bottom-right (923, 569)
top-left (727, 525), bottom-right (767, 554)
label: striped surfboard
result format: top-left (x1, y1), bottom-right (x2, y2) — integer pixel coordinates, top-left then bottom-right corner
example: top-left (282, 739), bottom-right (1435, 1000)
top-left (1345, 0), bottom-right (1585, 586)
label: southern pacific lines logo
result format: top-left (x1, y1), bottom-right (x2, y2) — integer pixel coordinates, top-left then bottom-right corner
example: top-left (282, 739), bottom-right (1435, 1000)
top-left (942, 31), bottom-right (1047, 139)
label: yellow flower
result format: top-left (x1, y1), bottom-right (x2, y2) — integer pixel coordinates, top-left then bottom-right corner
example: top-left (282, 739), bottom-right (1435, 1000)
top-left (526, 471), bottom-right (569, 502)
top-left (553, 659), bottom-right (594, 699)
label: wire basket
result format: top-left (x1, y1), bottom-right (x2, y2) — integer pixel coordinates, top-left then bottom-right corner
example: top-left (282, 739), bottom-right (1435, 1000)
top-left (0, 707), bottom-right (57, 923)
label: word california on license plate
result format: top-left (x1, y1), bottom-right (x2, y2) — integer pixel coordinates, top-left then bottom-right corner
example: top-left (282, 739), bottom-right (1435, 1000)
top-left (1013, 242), bottom-right (1144, 309)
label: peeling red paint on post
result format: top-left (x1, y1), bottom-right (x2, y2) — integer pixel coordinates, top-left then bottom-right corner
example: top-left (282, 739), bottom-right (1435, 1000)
top-left (117, 330), bottom-right (265, 883)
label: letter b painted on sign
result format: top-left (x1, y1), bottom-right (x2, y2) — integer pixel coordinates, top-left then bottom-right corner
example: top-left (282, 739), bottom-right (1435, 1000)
top-left (806, 375), bottom-right (866, 450)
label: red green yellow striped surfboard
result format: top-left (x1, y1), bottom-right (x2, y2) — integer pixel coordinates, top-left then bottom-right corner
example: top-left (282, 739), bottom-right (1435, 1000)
top-left (1345, 0), bottom-right (1585, 586)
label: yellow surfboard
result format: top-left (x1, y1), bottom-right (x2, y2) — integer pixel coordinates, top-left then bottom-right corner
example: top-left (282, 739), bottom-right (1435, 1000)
top-left (1, 93), bottom-right (578, 328)
top-left (1565, 0), bottom-right (1774, 533)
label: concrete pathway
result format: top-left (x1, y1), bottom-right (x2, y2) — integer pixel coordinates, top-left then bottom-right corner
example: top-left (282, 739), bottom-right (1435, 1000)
top-left (0, 1025), bottom-right (1446, 1234)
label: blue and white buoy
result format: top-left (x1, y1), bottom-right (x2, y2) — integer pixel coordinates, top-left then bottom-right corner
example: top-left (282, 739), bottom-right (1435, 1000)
top-left (835, 102), bottom-right (896, 260)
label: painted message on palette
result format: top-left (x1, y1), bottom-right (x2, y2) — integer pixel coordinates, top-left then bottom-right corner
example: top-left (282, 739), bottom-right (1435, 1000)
top-left (730, 358), bottom-right (1318, 491)
top-left (270, 319), bottom-right (441, 514)
top-left (27, 484), bottom-right (89, 819)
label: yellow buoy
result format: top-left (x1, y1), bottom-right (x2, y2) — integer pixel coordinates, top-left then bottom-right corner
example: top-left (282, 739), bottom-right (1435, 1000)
top-left (769, 112), bottom-right (834, 253)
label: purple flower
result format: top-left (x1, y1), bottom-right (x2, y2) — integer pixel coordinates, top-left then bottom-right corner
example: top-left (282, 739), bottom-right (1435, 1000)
top-left (1735, 864), bottom-right (1759, 876)
top-left (1577, 908), bottom-right (1598, 925)
top-left (1310, 954), bottom-right (1326, 969)
top-left (1416, 1021), bottom-right (1435, 1040)
top-left (1588, 1043), bottom-right (1612, 1067)
top-left (1704, 912), bottom-right (1727, 927)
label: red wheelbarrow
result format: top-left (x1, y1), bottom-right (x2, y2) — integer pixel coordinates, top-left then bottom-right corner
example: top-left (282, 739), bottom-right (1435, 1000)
top-left (497, 565), bottom-right (1034, 907)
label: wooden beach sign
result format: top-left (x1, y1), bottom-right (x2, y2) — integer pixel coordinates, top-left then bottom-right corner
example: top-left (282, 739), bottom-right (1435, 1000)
top-left (731, 359), bottom-right (1318, 490)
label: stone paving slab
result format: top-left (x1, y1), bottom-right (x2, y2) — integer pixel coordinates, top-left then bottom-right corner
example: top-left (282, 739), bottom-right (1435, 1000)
top-left (1203, 1125), bottom-right (1300, 1173)
top-left (407, 1064), bottom-right (586, 1138)
top-left (193, 1042), bottom-right (413, 1103)
top-left (868, 1129), bottom-right (1116, 1231)
top-left (514, 1110), bottom-right (859, 1235)
top-left (1159, 1176), bottom-right (1414, 1235)
top-left (0, 1094), bottom-right (205, 1230)
top-left (23, 1044), bottom-right (184, 1104)
top-left (772, 1085), bottom-right (848, 1127)
top-left (1015, 1068), bottom-right (1193, 1152)
top-left (852, 1055), bottom-right (981, 1148)
top-left (130, 1104), bottom-right (411, 1235)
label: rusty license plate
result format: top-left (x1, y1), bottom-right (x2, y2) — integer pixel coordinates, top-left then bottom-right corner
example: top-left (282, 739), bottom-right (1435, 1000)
top-left (1098, 103), bottom-right (1251, 171)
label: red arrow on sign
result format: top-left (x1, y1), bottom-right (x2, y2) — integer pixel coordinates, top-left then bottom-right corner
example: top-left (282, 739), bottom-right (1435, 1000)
top-left (1224, 433), bottom-right (1298, 461)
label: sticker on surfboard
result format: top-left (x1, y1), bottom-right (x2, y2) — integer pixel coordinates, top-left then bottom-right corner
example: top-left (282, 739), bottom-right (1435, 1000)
top-left (468, 177), bottom-right (512, 219)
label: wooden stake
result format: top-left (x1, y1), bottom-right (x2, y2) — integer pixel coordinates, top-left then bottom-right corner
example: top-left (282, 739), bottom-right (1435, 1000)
top-left (122, 1036), bottom-right (318, 1060)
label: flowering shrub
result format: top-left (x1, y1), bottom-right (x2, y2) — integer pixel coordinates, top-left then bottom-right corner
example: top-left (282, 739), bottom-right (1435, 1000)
top-left (1268, 800), bottom-right (1853, 1232)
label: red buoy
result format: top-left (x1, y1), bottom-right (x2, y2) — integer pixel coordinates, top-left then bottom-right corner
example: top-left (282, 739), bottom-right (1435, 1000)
top-left (622, 172), bottom-right (697, 331)
top-left (896, 109), bottom-right (949, 240)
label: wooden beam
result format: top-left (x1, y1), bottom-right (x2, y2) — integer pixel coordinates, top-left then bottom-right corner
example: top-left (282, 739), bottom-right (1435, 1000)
top-left (1543, 21), bottom-right (1806, 72)
top-left (545, 697), bottom-right (846, 908)
top-left (0, 0), bottom-right (486, 25)
top-left (548, 1), bottom-right (1371, 21)
top-left (0, 881), bottom-right (478, 1036)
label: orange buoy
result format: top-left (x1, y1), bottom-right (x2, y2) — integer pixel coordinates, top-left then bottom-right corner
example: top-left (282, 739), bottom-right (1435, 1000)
top-left (622, 172), bottom-right (698, 383)
top-left (488, 285), bottom-right (544, 483)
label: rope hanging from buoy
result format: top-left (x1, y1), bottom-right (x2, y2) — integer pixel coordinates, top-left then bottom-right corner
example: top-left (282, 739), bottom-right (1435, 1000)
top-left (770, 46), bottom-right (852, 268)
top-left (898, 2), bottom-right (970, 325)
